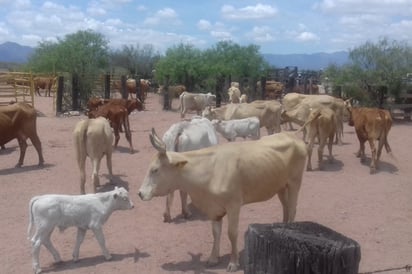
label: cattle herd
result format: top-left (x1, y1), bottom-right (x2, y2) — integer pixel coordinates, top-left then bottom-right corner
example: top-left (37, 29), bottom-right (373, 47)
top-left (0, 81), bottom-right (399, 273)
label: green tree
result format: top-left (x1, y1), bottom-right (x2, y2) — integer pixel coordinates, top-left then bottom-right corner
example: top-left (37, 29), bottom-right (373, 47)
top-left (110, 44), bottom-right (160, 78)
top-left (324, 38), bottom-right (412, 106)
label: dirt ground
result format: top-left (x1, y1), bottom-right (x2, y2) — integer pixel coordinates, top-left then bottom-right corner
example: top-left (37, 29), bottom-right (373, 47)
top-left (0, 92), bottom-right (411, 274)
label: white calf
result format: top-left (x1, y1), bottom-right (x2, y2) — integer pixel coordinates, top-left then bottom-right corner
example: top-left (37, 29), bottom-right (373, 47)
top-left (212, 116), bottom-right (260, 142)
top-left (162, 117), bottom-right (218, 222)
top-left (28, 187), bottom-right (134, 274)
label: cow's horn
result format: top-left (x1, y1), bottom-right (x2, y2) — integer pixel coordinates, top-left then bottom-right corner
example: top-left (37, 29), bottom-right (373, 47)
top-left (150, 128), bottom-right (166, 153)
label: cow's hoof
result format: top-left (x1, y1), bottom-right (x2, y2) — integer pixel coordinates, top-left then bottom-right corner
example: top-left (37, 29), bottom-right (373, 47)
top-left (163, 213), bottom-right (172, 223)
top-left (182, 210), bottom-right (192, 219)
top-left (15, 163), bottom-right (23, 168)
top-left (104, 254), bottom-right (112, 261)
top-left (306, 167), bottom-right (312, 171)
top-left (226, 262), bottom-right (240, 272)
top-left (206, 257), bottom-right (219, 267)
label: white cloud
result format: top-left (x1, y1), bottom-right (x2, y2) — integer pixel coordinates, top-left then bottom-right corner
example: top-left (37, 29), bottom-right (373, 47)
top-left (87, 2), bottom-right (107, 16)
top-left (296, 31), bottom-right (320, 42)
top-left (197, 19), bottom-right (212, 31)
top-left (314, 0), bottom-right (412, 15)
top-left (144, 8), bottom-right (180, 26)
top-left (210, 30), bottom-right (233, 41)
top-left (247, 26), bottom-right (276, 42)
top-left (221, 4), bottom-right (278, 20)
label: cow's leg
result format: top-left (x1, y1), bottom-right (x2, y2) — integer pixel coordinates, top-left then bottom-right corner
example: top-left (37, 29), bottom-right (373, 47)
top-left (356, 139), bottom-right (366, 162)
top-left (277, 188), bottom-right (289, 222)
top-left (92, 228), bottom-right (112, 260)
top-left (16, 137), bottom-right (28, 167)
top-left (79, 157), bottom-right (87, 194)
top-left (163, 192), bottom-right (174, 222)
top-left (42, 233), bottom-right (61, 263)
top-left (207, 220), bottom-right (222, 267)
top-left (73, 228), bottom-right (87, 262)
top-left (31, 235), bottom-right (43, 274)
top-left (226, 207), bottom-right (241, 272)
top-left (180, 190), bottom-right (191, 219)
top-left (29, 133), bottom-right (45, 166)
top-left (114, 128), bottom-right (120, 148)
top-left (91, 158), bottom-right (101, 192)
top-left (306, 129), bottom-right (316, 171)
top-left (31, 226), bottom-right (57, 274)
top-left (327, 132), bottom-right (335, 163)
top-left (285, 177), bottom-right (302, 223)
top-left (368, 138), bottom-right (377, 174)
top-left (106, 150), bottom-right (113, 182)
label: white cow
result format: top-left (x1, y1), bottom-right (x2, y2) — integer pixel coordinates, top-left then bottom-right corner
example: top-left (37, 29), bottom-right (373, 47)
top-left (179, 91), bottom-right (216, 118)
top-left (162, 117), bottom-right (219, 222)
top-left (138, 129), bottom-right (307, 272)
top-left (73, 117), bottom-right (114, 194)
top-left (211, 117), bottom-right (260, 141)
top-left (239, 94), bottom-right (248, 103)
top-left (28, 187), bottom-right (134, 274)
top-left (203, 100), bottom-right (282, 135)
top-left (227, 86), bottom-right (241, 103)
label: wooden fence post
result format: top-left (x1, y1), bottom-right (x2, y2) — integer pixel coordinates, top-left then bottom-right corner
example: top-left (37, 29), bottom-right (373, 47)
top-left (163, 75), bottom-right (170, 110)
top-left (215, 75), bottom-right (224, 107)
top-left (244, 222), bottom-right (361, 274)
top-left (72, 73), bottom-right (79, 111)
top-left (121, 75), bottom-right (128, 99)
top-left (56, 76), bottom-right (64, 114)
top-left (260, 76), bottom-right (266, 100)
top-left (104, 74), bottom-right (110, 99)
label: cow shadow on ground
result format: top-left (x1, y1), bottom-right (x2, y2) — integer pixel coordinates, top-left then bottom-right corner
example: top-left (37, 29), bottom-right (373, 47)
top-left (161, 250), bottom-right (246, 274)
top-left (97, 174), bottom-right (130, 192)
top-left (0, 163), bottom-right (53, 176)
top-left (0, 145), bottom-right (17, 155)
top-left (40, 251), bottom-right (141, 273)
top-left (314, 157), bottom-right (344, 172)
top-left (360, 157), bottom-right (398, 174)
top-left (114, 146), bottom-right (139, 154)
top-left (170, 203), bottom-right (209, 224)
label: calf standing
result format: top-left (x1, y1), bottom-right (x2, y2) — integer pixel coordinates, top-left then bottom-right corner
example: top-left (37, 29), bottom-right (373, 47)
top-left (73, 117), bottom-right (114, 194)
top-left (28, 187), bottom-right (134, 274)
top-left (211, 116), bottom-right (260, 142)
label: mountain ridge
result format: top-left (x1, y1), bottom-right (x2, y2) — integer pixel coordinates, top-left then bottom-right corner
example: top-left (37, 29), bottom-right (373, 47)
top-left (0, 41), bottom-right (349, 70)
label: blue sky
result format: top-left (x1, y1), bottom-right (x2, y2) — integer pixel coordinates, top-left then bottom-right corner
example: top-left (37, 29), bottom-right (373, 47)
top-left (0, 0), bottom-right (411, 54)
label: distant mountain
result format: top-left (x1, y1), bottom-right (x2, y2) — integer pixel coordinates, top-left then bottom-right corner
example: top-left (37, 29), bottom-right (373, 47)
top-left (0, 42), bottom-right (34, 63)
top-left (262, 51), bottom-right (349, 70)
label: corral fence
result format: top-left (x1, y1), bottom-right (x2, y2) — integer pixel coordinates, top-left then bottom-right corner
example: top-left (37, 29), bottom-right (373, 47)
top-left (0, 72), bottom-right (35, 106)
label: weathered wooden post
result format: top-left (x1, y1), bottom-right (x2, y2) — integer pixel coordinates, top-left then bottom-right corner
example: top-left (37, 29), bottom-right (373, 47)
top-left (72, 73), bottom-right (79, 111)
top-left (121, 75), bottom-right (128, 99)
top-left (104, 74), bottom-right (110, 99)
top-left (215, 74), bottom-right (224, 107)
top-left (56, 76), bottom-right (64, 114)
top-left (260, 76), bottom-right (266, 100)
top-left (244, 222), bottom-right (361, 274)
top-left (163, 75), bottom-right (170, 110)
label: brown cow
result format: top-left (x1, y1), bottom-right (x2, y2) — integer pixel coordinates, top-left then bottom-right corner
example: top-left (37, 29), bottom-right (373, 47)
top-left (345, 100), bottom-right (393, 174)
top-left (157, 85), bottom-right (186, 110)
top-left (0, 102), bottom-right (44, 167)
top-left (87, 97), bottom-right (144, 114)
top-left (34, 77), bottom-right (56, 97)
top-left (88, 103), bottom-right (134, 153)
top-left (111, 79), bottom-right (149, 102)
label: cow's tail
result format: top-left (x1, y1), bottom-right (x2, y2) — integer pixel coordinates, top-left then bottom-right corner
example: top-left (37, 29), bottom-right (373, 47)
top-left (295, 109), bottom-right (321, 134)
top-left (179, 91), bottom-right (187, 114)
top-left (27, 196), bottom-right (39, 240)
top-left (75, 119), bottom-right (90, 167)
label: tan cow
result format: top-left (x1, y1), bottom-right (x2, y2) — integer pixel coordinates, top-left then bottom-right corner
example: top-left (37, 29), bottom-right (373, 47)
top-left (138, 129), bottom-right (307, 272)
top-left (302, 107), bottom-right (337, 171)
top-left (345, 100), bottom-right (393, 174)
top-left (282, 92), bottom-right (345, 144)
top-left (227, 86), bottom-right (241, 103)
top-left (34, 76), bottom-right (56, 97)
top-left (203, 99), bottom-right (282, 135)
top-left (0, 102), bottom-right (44, 167)
top-left (179, 91), bottom-right (216, 118)
top-left (73, 117), bottom-right (114, 194)
top-left (111, 79), bottom-right (149, 102)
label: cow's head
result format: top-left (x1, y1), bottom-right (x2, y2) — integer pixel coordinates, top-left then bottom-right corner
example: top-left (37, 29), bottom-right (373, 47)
top-left (138, 128), bottom-right (188, 201)
top-left (112, 186), bottom-right (134, 210)
top-left (344, 98), bottom-right (354, 126)
top-left (202, 106), bottom-right (216, 120)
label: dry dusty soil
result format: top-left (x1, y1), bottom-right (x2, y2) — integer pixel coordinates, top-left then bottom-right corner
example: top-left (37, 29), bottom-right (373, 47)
top-left (0, 93), bottom-right (411, 274)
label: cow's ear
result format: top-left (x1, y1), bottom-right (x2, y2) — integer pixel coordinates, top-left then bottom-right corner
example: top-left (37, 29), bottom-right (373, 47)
top-left (113, 193), bottom-right (118, 199)
top-left (174, 160), bottom-right (188, 169)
